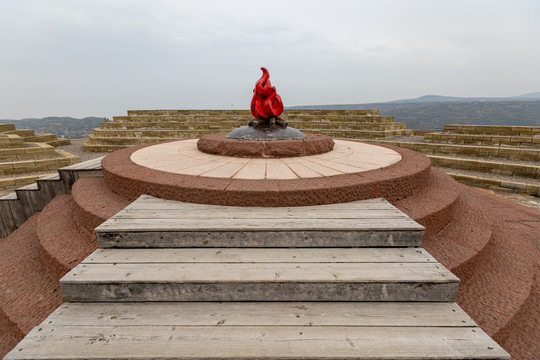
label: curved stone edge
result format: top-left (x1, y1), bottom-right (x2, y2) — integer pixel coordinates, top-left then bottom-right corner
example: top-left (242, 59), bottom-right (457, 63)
top-left (394, 167), bottom-right (461, 239)
top-left (102, 140), bottom-right (431, 206)
top-left (197, 132), bottom-right (335, 158)
top-left (71, 177), bottom-right (132, 233)
top-left (36, 195), bottom-right (97, 281)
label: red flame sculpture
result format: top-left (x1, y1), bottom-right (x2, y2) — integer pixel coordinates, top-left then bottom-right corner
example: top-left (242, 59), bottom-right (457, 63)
top-left (251, 67), bottom-right (284, 119)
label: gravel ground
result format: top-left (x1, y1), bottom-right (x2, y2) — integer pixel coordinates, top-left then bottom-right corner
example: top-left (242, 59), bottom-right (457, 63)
top-left (59, 138), bottom-right (109, 161)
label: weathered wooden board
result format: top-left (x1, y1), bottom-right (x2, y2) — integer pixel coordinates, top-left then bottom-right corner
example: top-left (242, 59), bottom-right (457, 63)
top-left (60, 262), bottom-right (458, 302)
top-left (112, 209), bottom-right (407, 220)
top-left (96, 195), bottom-right (424, 248)
top-left (97, 217), bottom-right (421, 232)
top-left (124, 195), bottom-right (397, 209)
top-left (97, 195), bottom-right (422, 231)
top-left (6, 325), bottom-right (509, 359)
top-left (97, 229), bottom-right (424, 248)
top-left (44, 302), bottom-right (477, 327)
top-left (83, 248), bottom-right (437, 264)
top-left (63, 262), bottom-right (457, 283)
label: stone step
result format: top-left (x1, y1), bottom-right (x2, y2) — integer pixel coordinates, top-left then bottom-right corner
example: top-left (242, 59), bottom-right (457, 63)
top-left (0, 142), bottom-right (57, 161)
top-left (60, 248), bottom-right (458, 302)
top-left (46, 138), bottom-right (71, 147)
top-left (443, 124), bottom-right (540, 136)
top-left (95, 196), bottom-right (425, 248)
top-left (0, 134), bottom-right (24, 148)
top-left (36, 194), bottom-right (97, 280)
top-left (21, 133), bottom-right (57, 143)
top-left (377, 140), bottom-right (540, 162)
top-left (0, 153), bottom-right (80, 177)
top-left (87, 128), bottom-right (411, 144)
top-left (447, 171), bottom-right (540, 195)
top-left (83, 141), bottom-right (129, 152)
top-left (125, 109), bottom-right (381, 116)
top-left (424, 132), bottom-right (540, 148)
top-left (87, 134), bottom-right (194, 145)
top-left (0, 123), bottom-right (16, 132)
top-left (428, 155), bottom-right (540, 179)
top-left (71, 177), bottom-right (132, 232)
top-left (114, 115), bottom-right (398, 124)
top-left (4, 129), bottom-right (35, 137)
top-left (394, 167), bottom-right (461, 238)
top-left (100, 121), bottom-right (407, 131)
top-left (5, 302), bottom-right (509, 359)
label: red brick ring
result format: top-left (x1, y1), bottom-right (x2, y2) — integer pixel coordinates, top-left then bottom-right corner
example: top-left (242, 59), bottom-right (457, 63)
top-left (102, 140), bottom-right (432, 207)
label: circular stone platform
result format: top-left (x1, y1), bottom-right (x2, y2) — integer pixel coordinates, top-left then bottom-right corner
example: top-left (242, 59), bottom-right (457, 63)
top-left (102, 139), bottom-right (432, 206)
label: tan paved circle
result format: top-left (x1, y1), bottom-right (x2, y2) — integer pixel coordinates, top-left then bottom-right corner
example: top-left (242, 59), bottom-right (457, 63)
top-left (130, 139), bottom-right (402, 180)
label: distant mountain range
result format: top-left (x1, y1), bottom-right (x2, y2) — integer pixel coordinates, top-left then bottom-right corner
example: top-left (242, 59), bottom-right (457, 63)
top-left (0, 117), bottom-right (104, 138)
top-left (1, 91), bottom-right (539, 136)
top-left (288, 92), bottom-right (540, 129)
top-left (383, 91), bottom-right (540, 104)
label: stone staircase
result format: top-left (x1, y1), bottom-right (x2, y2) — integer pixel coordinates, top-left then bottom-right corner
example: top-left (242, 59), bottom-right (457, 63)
top-left (379, 124), bottom-right (540, 196)
top-left (0, 123), bottom-right (77, 190)
top-left (0, 157), bottom-right (104, 237)
top-left (84, 109), bottom-right (413, 152)
top-left (1, 124), bottom-right (71, 148)
top-left (5, 195), bottom-right (508, 359)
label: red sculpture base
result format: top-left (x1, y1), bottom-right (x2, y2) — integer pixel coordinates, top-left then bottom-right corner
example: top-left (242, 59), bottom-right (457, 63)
top-left (197, 133), bottom-right (335, 158)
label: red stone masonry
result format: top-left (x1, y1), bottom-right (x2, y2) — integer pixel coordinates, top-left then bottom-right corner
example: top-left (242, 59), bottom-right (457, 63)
top-left (197, 133), bottom-right (335, 158)
top-left (102, 140), bottom-right (431, 206)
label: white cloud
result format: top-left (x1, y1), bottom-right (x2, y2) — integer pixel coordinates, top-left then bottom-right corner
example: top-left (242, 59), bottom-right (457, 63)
top-left (0, 0), bottom-right (539, 118)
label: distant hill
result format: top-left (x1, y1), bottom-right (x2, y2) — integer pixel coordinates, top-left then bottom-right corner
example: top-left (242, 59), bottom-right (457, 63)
top-left (289, 99), bottom-right (540, 130)
top-left (381, 91), bottom-right (540, 104)
top-left (0, 117), bottom-right (104, 138)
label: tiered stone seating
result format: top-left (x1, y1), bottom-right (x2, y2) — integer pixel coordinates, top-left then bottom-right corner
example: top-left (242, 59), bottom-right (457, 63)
top-left (0, 124), bottom-right (78, 190)
top-left (425, 125), bottom-right (540, 148)
top-left (2, 126), bottom-right (71, 147)
top-left (84, 109), bottom-right (413, 152)
top-left (380, 124), bottom-right (540, 195)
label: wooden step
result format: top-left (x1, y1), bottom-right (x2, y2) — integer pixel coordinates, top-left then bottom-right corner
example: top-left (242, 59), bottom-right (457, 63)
top-left (60, 248), bottom-right (458, 302)
top-left (96, 196), bottom-right (425, 248)
top-left (5, 302), bottom-right (509, 360)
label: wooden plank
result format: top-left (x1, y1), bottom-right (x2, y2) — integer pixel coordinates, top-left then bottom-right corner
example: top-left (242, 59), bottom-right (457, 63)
top-left (111, 209), bottom-right (408, 220)
top-left (13, 190), bottom-right (34, 220)
top-left (27, 189), bottom-right (46, 212)
top-left (6, 325), bottom-right (509, 359)
top-left (97, 229), bottom-right (424, 248)
top-left (60, 263), bottom-right (458, 302)
top-left (83, 248), bottom-right (437, 264)
top-left (61, 280), bottom-right (457, 302)
top-left (7, 199), bottom-right (26, 228)
top-left (38, 179), bottom-right (56, 204)
top-left (62, 263), bottom-right (458, 283)
top-left (0, 200), bottom-right (16, 234)
top-left (43, 302), bottom-right (477, 327)
top-left (96, 217), bottom-right (421, 232)
top-left (123, 195), bottom-right (398, 211)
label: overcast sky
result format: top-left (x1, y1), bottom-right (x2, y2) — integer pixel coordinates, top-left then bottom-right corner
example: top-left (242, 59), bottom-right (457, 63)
top-left (1, 0), bottom-right (539, 119)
